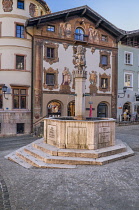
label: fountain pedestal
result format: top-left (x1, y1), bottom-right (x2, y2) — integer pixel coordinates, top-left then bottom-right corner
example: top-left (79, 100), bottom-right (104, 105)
top-left (44, 117), bottom-right (115, 150)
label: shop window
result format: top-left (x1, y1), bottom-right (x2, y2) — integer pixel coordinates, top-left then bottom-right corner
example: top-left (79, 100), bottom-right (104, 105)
top-left (17, 0), bottom-right (24, 9)
top-left (47, 101), bottom-right (61, 117)
top-left (47, 25), bottom-right (55, 32)
top-left (17, 123), bottom-right (24, 134)
top-left (0, 88), bottom-right (2, 109)
top-left (16, 24), bottom-right (25, 38)
top-left (13, 88), bottom-right (27, 109)
top-left (75, 28), bottom-right (84, 41)
top-left (16, 55), bottom-right (24, 70)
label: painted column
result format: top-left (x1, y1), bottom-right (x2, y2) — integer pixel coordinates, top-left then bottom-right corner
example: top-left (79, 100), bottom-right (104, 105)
top-left (111, 50), bottom-right (118, 119)
top-left (34, 38), bottom-right (43, 119)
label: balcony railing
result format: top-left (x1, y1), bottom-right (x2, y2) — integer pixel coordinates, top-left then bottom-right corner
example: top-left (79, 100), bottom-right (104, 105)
top-left (74, 33), bottom-right (88, 42)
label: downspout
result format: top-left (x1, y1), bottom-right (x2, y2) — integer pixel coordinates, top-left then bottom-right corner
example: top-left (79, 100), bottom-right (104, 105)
top-left (25, 22), bottom-right (34, 134)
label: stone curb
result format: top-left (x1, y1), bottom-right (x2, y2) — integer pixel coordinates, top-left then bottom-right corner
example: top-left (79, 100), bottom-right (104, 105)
top-left (0, 174), bottom-right (11, 210)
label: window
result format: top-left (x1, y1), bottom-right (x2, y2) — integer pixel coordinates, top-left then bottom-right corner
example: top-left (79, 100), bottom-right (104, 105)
top-left (0, 88), bottom-right (2, 109)
top-left (16, 24), bottom-right (24, 38)
top-left (17, 0), bottom-right (24, 9)
top-left (101, 55), bottom-right (108, 66)
top-left (46, 73), bottom-right (55, 86)
top-left (17, 123), bottom-right (24, 134)
top-left (124, 51), bottom-right (133, 65)
top-left (99, 51), bottom-right (111, 70)
top-left (75, 28), bottom-right (84, 41)
top-left (124, 73), bottom-right (133, 87)
top-left (101, 78), bottom-right (108, 89)
top-left (47, 25), bottom-right (55, 32)
top-left (47, 48), bottom-right (54, 58)
top-left (16, 55), bottom-right (24, 70)
top-left (13, 88), bottom-right (27, 109)
top-left (101, 35), bottom-right (108, 42)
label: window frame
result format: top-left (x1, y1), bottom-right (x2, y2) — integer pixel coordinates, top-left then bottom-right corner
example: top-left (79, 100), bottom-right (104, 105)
top-left (47, 47), bottom-right (55, 59)
top-left (124, 51), bottom-right (133, 65)
top-left (101, 35), bottom-right (108, 42)
top-left (15, 54), bottom-right (26, 70)
top-left (12, 87), bottom-right (28, 109)
top-left (47, 25), bottom-right (55, 32)
top-left (15, 22), bottom-right (25, 39)
top-left (124, 72), bottom-right (133, 88)
top-left (74, 27), bottom-right (85, 41)
top-left (17, 0), bottom-right (24, 10)
top-left (101, 55), bottom-right (108, 66)
top-left (46, 73), bottom-right (55, 86)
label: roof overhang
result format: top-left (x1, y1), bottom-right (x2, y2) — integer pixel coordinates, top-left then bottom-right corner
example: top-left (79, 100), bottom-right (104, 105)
top-left (26, 5), bottom-right (124, 38)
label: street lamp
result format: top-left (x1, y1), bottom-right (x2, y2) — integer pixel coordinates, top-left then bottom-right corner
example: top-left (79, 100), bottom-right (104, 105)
top-left (2, 84), bottom-right (8, 100)
top-left (118, 86), bottom-right (127, 98)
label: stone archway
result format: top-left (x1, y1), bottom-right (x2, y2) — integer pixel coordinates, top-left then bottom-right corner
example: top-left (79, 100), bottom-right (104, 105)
top-left (47, 100), bottom-right (62, 117)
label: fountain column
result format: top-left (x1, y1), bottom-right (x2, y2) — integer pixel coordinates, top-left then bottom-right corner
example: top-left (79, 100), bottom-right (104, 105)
top-left (73, 45), bottom-right (87, 120)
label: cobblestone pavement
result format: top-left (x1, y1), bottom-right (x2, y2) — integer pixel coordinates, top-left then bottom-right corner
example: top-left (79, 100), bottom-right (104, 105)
top-left (0, 126), bottom-right (139, 210)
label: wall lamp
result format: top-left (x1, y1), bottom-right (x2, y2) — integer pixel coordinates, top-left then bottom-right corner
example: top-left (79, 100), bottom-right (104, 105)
top-left (2, 84), bottom-right (8, 100)
top-left (118, 86), bottom-right (127, 98)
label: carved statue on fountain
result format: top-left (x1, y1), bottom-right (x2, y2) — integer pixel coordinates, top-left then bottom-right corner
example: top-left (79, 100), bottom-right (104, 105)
top-left (73, 45), bottom-right (86, 71)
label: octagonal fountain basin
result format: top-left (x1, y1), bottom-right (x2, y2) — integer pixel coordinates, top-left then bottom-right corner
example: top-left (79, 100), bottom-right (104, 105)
top-left (44, 117), bottom-right (115, 150)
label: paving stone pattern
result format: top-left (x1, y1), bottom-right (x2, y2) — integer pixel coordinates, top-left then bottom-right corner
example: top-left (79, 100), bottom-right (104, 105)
top-left (0, 127), bottom-right (139, 210)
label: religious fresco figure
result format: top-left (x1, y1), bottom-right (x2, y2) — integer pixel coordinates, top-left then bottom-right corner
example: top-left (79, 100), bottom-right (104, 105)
top-left (2, 0), bottom-right (13, 12)
top-left (29, 3), bottom-right (36, 17)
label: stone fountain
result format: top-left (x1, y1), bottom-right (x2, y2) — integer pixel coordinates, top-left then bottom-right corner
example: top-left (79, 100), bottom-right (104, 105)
top-left (5, 45), bottom-right (134, 168)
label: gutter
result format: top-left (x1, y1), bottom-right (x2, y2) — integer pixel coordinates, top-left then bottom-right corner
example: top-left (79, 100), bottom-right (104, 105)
top-left (25, 22), bottom-right (34, 134)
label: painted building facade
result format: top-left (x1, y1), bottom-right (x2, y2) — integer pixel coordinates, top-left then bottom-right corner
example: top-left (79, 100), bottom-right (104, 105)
top-left (0, 0), bottom-right (50, 136)
top-left (117, 32), bottom-right (139, 121)
top-left (26, 5), bottom-right (123, 130)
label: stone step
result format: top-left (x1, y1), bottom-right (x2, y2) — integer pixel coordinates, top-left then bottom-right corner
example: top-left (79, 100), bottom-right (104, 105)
top-left (33, 139), bottom-right (127, 158)
top-left (5, 152), bottom-right (32, 169)
top-left (24, 143), bottom-right (134, 166)
top-left (16, 149), bottom-right (77, 169)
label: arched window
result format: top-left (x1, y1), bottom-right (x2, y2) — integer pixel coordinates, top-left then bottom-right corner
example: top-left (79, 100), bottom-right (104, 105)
top-left (97, 103), bottom-right (108, 117)
top-left (47, 101), bottom-right (61, 117)
top-left (67, 101), bottom-right (75, 116)
top-left (75, 28), bottom-right (84, 41)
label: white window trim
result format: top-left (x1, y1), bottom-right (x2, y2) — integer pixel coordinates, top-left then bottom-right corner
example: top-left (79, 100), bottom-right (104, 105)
top-left (124, 51), bottom-right (133, 65)
top-left (124, 72), bottom-right (133, 89)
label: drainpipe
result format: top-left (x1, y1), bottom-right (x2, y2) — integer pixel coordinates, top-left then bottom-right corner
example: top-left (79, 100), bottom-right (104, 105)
top-left (25, 23), bottom-right (34, 134)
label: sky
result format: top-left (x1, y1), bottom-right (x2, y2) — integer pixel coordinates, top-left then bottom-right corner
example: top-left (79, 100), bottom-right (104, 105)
top-left (45, 0), bottom-right (139, 31)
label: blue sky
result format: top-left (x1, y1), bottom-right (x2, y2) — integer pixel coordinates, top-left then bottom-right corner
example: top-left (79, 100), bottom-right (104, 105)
top-left (45, 0), bottom-right (139, 31)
